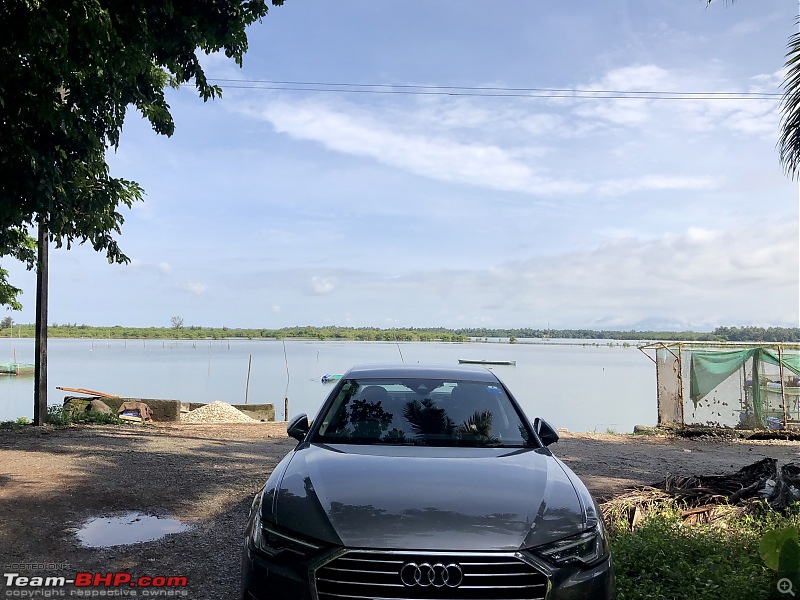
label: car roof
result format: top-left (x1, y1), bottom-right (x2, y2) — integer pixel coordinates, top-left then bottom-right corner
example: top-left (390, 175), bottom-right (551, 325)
top-left (343, 363), bottom-right (500, 383)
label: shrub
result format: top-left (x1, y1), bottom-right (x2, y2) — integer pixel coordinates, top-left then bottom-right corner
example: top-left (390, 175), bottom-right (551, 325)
top-left (46, 405), bottom-right (72, 426)
top-left (72, 410), bottom-right (123, 425)
top-left (47, 405), bottom-right (125, 426)
top-left (0, 416), bottom-right (30, 431)
top-left (609, 507), bottom-right (800, 600)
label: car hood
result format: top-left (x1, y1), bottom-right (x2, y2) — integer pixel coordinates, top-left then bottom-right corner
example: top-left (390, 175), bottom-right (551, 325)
top-left (272, 443), bottom-right (586, 551)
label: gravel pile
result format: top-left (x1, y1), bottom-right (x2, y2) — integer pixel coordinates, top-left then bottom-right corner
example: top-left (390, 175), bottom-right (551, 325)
top-left (181, 401), bottom-right (257, 423)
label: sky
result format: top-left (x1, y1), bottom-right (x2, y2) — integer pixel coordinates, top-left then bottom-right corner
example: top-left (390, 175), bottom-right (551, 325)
top-left (3, 0), bottom-right (799, 330)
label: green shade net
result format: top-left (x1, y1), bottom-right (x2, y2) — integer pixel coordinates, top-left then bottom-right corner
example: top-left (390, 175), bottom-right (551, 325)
top-left (690, 349), bottom-right (800, 428)
top-left (762, 350), bottom-right (800, 377)
top-left (690, 350), bottom-right (754, 405)
top-left (690, 350), bottom-right (763, 426)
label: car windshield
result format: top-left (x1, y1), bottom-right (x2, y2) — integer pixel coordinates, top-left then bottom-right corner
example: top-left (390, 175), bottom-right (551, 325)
top-left (313, 377), bottom-right (532, 447)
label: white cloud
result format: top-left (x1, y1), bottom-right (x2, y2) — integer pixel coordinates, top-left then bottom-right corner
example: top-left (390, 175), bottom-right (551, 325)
top-left (247, 99), bottom-right (587, 195)
top-left (129, 259), bottom-right (173, 276)
top-left (572, 65), bottom-right (678, 126)
top-left (572, 64), bottom-right (781, 140)
top-left (486, 220), bottom-right (797, 326)
top-left (597, 175), bottom-right (720, 195)
top-left (684, 227), bottom-right (720, 244)
top-left (176, 281), bottom-right (207, 295)
top-left (217, 59), bottom-right (786, 207)
top-left (727, 11), bottom-right (785, 37)
top-left (309, 276), bottom-right (336, 295)
top-left (198, 51), bottom-right (240, 72)
top-left (252, 219), bottom-right (798, 328)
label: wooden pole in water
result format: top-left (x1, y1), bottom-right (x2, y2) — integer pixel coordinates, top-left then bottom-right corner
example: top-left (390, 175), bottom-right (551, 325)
top-left (245, 354), bottom-right (252, 405)
top-left (282, 339), bottom-right (290, 421)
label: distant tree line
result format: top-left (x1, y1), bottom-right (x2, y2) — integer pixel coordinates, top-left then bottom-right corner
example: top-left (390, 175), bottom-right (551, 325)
top-left (450, 328), bottom-right (724, 341)
top-left (445, 327), bottom-right (800, 343)
top-left (710, 326), bottom-right (800, 343)
top-left (0, 324), bottom-right (467, 342)
top-left (0, 324), bottom-right (796, 343)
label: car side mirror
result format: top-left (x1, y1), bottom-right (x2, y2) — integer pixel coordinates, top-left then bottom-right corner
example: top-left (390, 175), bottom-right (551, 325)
top-left (287, 413), bottom-right (310, 442)
top-left (533, 417), bottom-right (559, 446)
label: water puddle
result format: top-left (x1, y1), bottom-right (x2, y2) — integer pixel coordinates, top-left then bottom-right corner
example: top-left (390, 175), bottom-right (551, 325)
top-left (76, 512), bottom-right (191, 548)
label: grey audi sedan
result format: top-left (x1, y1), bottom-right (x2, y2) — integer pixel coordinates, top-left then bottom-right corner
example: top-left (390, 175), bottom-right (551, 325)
top-left (241, 364), bottom-right (615, 600)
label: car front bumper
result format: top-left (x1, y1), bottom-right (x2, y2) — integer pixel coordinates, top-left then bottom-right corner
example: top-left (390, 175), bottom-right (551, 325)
top-left (241, 541), bottom-right (615, 600)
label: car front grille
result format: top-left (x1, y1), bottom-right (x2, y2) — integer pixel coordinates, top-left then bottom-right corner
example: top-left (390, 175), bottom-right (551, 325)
top-left (313, 550), bottom-right (548, 600)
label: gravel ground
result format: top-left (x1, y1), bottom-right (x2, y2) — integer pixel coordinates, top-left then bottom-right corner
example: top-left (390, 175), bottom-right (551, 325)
top-left (0, 423), bottom-right (294, 600)
top-left (1, 423), bottom-right (799, 599)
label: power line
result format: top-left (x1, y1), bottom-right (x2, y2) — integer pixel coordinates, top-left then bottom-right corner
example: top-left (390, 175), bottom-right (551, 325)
top-left (207, 78), bottom-right (782, 101)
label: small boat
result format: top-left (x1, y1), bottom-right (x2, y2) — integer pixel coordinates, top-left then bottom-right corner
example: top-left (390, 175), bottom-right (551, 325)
top-left (0, 362), bottom-right (35, 375)
top-left (321, 373), bottom-right (342, 383)
top-left (458, 359), bottom-right (516, 366)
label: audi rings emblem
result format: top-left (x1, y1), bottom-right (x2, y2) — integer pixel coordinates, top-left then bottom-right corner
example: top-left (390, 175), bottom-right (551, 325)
top-left (399, 562), bottom-right (464, 588)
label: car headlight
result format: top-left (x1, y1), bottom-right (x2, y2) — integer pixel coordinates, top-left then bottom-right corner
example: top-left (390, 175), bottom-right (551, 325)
top-left (252, 509), bottom-right (323, 559)
top-left (533, 523), bottom-right (609, 568)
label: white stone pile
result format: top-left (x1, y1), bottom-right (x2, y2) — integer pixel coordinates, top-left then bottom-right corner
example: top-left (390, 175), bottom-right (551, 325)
top-left (181, 401), bottom-right (257, 423)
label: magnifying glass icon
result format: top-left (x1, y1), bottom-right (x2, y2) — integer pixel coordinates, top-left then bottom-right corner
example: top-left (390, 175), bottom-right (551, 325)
top-left (778, 578), bottom-right (796, 596)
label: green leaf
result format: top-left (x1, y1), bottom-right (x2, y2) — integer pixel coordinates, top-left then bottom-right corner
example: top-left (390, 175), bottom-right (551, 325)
top-left (779, 537), bottom-right (800, 575)
top-left (760, 527), bottom-right (799, 571)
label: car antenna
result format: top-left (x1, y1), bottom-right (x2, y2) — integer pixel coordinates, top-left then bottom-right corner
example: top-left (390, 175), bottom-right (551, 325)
top-left (396, 341), bottom-right (405, 363)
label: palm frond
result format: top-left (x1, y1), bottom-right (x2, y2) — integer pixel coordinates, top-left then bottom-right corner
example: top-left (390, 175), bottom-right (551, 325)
top-left (456, 411), bottom-right (500, 446)
top-left (403, 399), bottom-right (454, 436)
top-left (780, 20), bottom-right (800, 180)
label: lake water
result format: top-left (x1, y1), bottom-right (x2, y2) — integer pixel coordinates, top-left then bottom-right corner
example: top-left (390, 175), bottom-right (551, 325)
top-left (0, 338), bottom-right (656, 433)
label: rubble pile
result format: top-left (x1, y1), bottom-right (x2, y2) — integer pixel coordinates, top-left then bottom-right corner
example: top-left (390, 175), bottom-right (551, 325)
top-left (181, 401), bottom-right (256, 423)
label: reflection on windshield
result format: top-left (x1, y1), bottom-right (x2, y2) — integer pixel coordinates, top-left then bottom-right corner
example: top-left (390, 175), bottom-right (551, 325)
top-left (314, 379), bottom-right (531, 447)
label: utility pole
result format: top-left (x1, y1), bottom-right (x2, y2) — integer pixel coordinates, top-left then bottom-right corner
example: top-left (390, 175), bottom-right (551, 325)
top-left (33, 216), bottom-right (48, 426)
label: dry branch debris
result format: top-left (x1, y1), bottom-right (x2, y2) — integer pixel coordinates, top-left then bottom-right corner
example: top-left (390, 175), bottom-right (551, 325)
top-left (601, 458), bottom-right (800, 531)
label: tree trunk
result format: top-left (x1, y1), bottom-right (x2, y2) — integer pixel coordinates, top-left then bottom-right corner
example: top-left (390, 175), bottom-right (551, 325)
top-left (33, 216), bottom-right (48, 426)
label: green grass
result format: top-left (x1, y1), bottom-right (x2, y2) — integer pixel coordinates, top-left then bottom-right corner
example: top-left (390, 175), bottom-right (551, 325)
top-left (610, 507), bottom-right (800, 600)
top-left (0, 416), bottom-right (30, 430)
top-left (46, 405), bottom-right (124, 426)
top-left (1, 408), bottom-right (133, 429)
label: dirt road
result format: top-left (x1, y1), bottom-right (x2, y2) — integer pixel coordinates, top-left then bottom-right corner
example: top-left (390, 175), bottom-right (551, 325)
top-left (1, 423), bottom-right (798, 599)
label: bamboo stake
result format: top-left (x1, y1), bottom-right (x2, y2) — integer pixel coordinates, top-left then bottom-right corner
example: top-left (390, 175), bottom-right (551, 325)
top-left (245, 354), bottom-right (252, 405)
top-left (677, 343), bottom-right (685, 427)
top-left (779, 345), bottom-right (788, 430)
